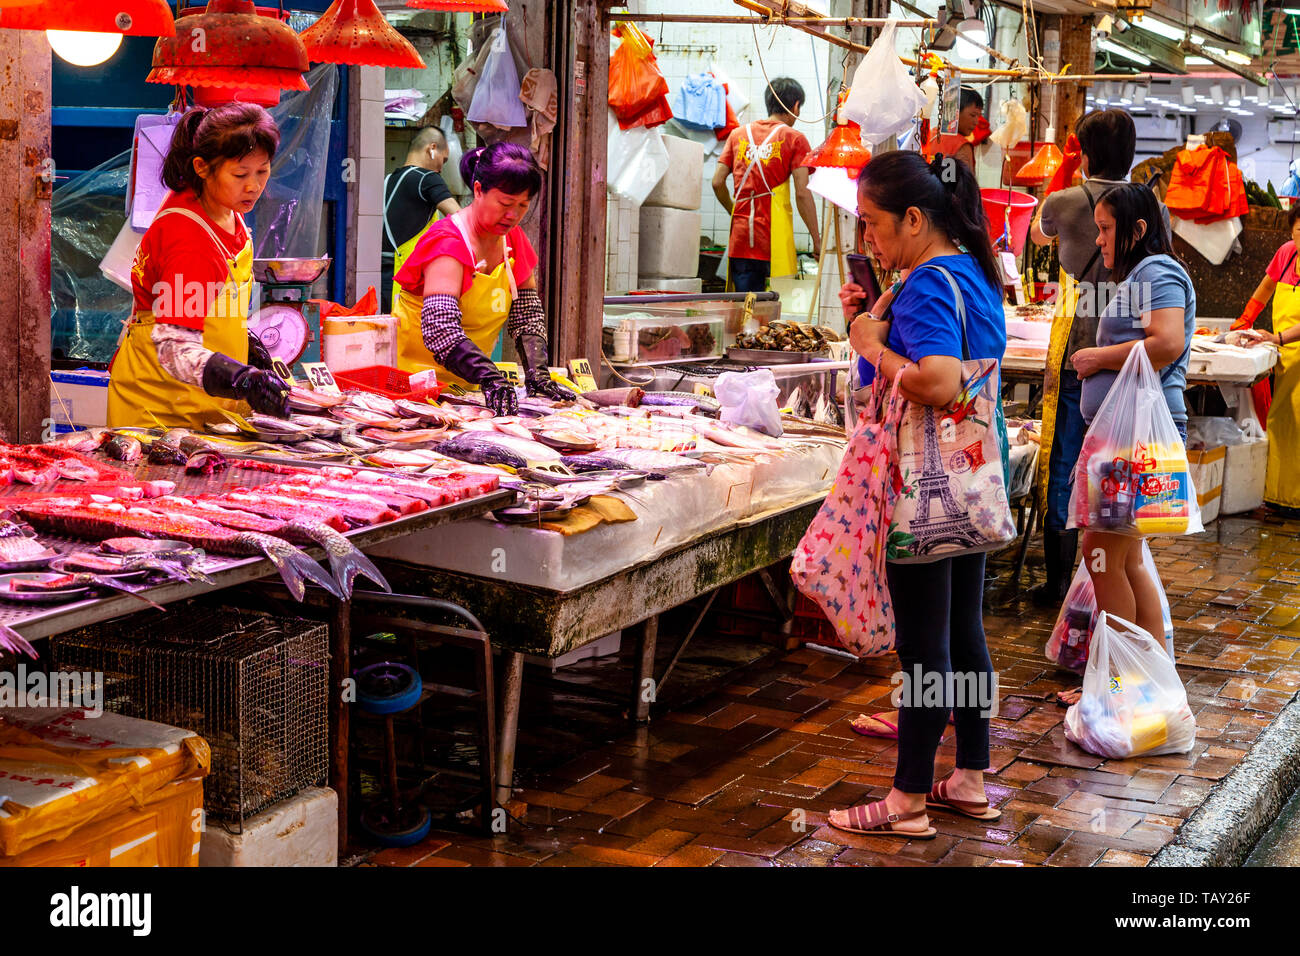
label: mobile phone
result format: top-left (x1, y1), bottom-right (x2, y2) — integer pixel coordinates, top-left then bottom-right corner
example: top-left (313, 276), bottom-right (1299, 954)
top-left (845, 254), bottom-right (882, 315)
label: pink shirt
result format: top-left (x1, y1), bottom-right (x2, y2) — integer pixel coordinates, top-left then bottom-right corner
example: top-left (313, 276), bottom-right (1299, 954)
top-left (393, 216), bottom-right (538, 297)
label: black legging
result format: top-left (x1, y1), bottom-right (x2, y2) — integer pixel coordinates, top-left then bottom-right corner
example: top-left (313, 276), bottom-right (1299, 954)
top-left (886, 552), bottom-right (993, 794)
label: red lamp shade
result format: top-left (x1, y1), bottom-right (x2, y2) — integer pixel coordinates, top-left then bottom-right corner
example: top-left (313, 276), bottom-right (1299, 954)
top-left (405, 1), bottom-right (509, 12)
top-left (806, 123), bottom-right (872, 177)
top-left (0, 1), bottom-right (45, 9)
top-left (0, 0), bottom-right (176, 35)
top-left (148, 1), bottom-right (309, 94)
top-left (1014, 142), bottom-right (1064, 186)
top-left (301, 0), bottom-right (425, 69)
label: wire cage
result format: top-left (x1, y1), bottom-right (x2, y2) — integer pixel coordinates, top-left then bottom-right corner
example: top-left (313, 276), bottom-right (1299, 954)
top-left (51, 607), bottom-right (328, 827)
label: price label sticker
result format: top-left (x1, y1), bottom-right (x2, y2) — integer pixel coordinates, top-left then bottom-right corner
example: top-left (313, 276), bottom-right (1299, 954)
top-left (495, 362), bottom-right (522, 387)
top-left (300, 362), bottom-right (341, 395)
top-left (569, 358), bottom-right (598, 393)
top-left (693, 383), bottom-right (714, 398)
top-left (271, 358), bottom-right (295, 385)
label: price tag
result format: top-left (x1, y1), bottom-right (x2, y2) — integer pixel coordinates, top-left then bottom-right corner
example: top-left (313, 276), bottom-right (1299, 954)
top-left (300, 362), bottom-right (341, 395)
top-left (495, 362), bottom-right (522, 387)
top-left (693, 383), bottom-right (714, 398)
top-left (271, 358), bottom-right (295, 385)
top-left (569, 358), bottom-right (598, 393)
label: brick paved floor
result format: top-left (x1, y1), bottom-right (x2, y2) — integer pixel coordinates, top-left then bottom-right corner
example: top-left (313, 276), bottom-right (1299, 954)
top-left (364, 510), bottom-right (1300, 867)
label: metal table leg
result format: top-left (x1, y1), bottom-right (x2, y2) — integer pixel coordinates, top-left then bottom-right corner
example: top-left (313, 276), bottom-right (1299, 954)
top-left (495, 651), bottom-right (524, 806)
top-left (329, 598), bottom-right (352, 855)
top-left (632, 615), bottom-right (658, 724)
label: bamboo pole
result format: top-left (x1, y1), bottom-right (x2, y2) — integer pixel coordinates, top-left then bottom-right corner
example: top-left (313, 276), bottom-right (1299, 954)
top-left (617, 14), bottom-right (934, 27)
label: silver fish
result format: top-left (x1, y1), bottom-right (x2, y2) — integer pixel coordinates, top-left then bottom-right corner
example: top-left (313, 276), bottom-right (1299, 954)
top-left (435, 431), bottom-right (562, 469)
top-left (281, 520), bottom-right (390, 599)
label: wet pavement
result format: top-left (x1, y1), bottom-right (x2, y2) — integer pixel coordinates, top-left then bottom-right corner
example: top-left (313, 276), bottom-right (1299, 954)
top-left (1246, 785), bottom-right (1300, 865)
top-left (363, 509), bottom-right (1300, 867)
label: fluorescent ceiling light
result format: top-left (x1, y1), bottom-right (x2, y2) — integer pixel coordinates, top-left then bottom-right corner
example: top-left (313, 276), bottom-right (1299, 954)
top-left (1185, 57), bottom-right (1212, 66)
top-left (1098, 38), bottom-right (1151, 66)
top-left (1135, 17), bottom-right (1186, 42)
top-left (1222, 50), bottom-right (1253, 66)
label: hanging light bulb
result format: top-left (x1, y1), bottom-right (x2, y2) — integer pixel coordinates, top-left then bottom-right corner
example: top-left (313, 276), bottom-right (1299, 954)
top-left (1228, 84), bottom-right (1243, 107)
top-left (1210, 84), bottom-right (1225, 105)
top-left (148, 1), bottom-right (309, 108)
top-left (1181, 85), bottom-right (1196, 106)
top-left (405, 0), bottom-right (509, 12)
top-left (0, 0), bottom-right (175, 36)
top-left (1133, 85), bottom-right (1147, 107)
top-left (953, 18), bottom-right (988, 61)
top-left (300, 0), bottom-right (425, 68)
top-left (46, 30), bottom-right (124, 67)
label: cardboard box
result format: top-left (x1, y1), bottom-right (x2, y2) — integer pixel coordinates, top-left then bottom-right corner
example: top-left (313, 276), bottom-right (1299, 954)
top-left (49, 369), bottom-right (110, 430)
top-left (1188, 445), bottom-right (1226, 524)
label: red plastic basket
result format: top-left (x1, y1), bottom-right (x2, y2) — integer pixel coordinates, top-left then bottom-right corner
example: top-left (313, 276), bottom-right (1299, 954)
top-left (332, 365), bottom-right (442, 403)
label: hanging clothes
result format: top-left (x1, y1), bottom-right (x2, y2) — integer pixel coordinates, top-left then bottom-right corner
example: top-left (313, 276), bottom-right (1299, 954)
top-left (671, 72), bottom-right (727, 131)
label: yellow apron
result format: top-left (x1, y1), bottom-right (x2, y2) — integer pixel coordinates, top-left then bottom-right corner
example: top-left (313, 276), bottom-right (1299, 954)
top-left (1265, 272), bottom-right (1300, 507)
top-left (106, 208), bottom-right (251, 429)
top-left (385, 167), bottom-right (442, 312)
top-left (392, 209), bottom-right (517, 386)
top-left (727, 123), bottom-right (798, 288)
top-left (1035, 266), bottom-right (1080, 514)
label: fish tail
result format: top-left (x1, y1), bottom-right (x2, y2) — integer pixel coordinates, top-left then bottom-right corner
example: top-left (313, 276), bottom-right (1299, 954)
top-left (255, 536), bottom-right (341, 601)
top-left (0, 624), bottom-right (38, 660)
top-left (289, 523), bottom-right (391, 597)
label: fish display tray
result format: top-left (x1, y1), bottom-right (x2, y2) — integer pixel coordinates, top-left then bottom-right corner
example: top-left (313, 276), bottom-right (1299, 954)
top-left (725, 347), bottom-right (830, 365)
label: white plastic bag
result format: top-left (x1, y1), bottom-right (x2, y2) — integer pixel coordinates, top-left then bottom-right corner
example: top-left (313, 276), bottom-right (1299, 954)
top-left (467, 27), bottom-right (528, 129)
top-left (989, 98), bottom-right (1028, 151)
top-left (1065, 611), bottom-right (1196, 758)
top-left (842, 20), bottom-right (926, 146)
top-left (438, 115), bottom-right (467, 195)
top-left (452, 29), bottom-right (497, 113)
top-left (716, 369), bottom-right (783, 437)
top-left (1068, 342), bottom-right (1203, 536)
top-left (1046, 542), bottom-right (1174, 674)
top-left (607, 110), bottom-right (669, 205)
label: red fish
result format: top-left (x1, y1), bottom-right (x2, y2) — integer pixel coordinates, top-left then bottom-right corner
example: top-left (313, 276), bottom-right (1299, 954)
top-left (209, 492), bottom-right (350, 531)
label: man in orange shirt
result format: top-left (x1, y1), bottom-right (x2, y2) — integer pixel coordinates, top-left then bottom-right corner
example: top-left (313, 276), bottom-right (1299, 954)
top-left (712, 78), bottom-right (822, 293)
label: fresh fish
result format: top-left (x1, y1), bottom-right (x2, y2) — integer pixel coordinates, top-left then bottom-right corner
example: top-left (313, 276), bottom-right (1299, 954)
top-left (532, 429), bottom-right (600, 452)
top-left (557, 453), bottom-right (628, 474)
top-left (492, 419), bottom-right (534, 441)
top-left (18, 501), bottom-right (340, 601)
top-left (247, 414), bottom-right (307, 434)
top-left (333, 407), bottom-right (405, 428)
top-left (148, 497), bottom-right (285, 534)
top-left (101, 537), bottom-right (191, 555)
top-left (295, 439), bottom-right (348, 455)
top-left (639, 391), bottom-right (722, 415)
top-left (360, 427), bottom-right (448, 445)
top-left (289, 414), bottom-right (348, 438)
top-left (210, 492), bottom-right (351, 531)
top-left (48, 428), bottom-right (109, 453)
top-left (344, 391), bottom-right (401, 417)
top-left (185, 451), bottom-right (229, 474)
top-left (206, 422), bottom-right (243, 436)
top-left (395, 400), bottom-right (449, 424)
top-left (0, 519), bottom-right (52, 563)
top-left (565, 449), bottom-right (706, 475)
top-left (12, 462), bottom-right (61, 484)
top-left (340, 433), bottom-right (383, 451)
top-left (148, 435), bottom-right (186, 465)
top-left (292, 476), bottom-right (428, 514)
top-left (56, 552), bottom-right (133, 574)
top-left (272, 484), bottom-right (399, 525)
top-left (436, 432), bottom-right (561, 469)
top-left (281, 520), bottom-right (389, 598)
top-left (339, 472), bottom-right (455, 505)
top-left (10, 571), bottom-right (165, 610)
top-left (289, 386), bottom-right (349, 411)
top-left (580, 387), bottom-right (644, 408)
top-left (365, 448), bottom-right (439, 468)
top-left (0, 624), bottom-right (38, 659)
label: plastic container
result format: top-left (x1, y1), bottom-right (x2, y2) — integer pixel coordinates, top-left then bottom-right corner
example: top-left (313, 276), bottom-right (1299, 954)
top-left (1221, 435), bottom-right (1267, 514)
top-left (981, 188), bottom-right (1038, 255)
top-left (322, 315), bottom-right (397, 373)
top-left (333, 365), bottom-right (442, 402)
top-left (1131, 442), bottom-right (1193, 535)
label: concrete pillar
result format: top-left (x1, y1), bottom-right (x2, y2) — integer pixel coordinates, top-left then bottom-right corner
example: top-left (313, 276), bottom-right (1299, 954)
top-left (0, 29), bottom-right (52, 443)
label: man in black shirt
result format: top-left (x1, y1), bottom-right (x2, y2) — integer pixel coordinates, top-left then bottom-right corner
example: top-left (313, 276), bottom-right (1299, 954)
top-left (381, 125), bottom-right (462, 312)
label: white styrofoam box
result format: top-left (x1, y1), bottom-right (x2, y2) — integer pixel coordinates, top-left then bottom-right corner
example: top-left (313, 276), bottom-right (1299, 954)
top-left (1188, 445), bottom-right (1226, 524)
top-left (523, 631), bottom-right (622, 671)
top-left (634, 277), bottom-right (703, 293)
top-left (50, 369), bottom-right (109, 430)
top-left (323, 315), bottom-right (398, 372)
top-left (1220, 436), bottom-right (1267, 514)
top-left (645, 134), bottom-right (705, 210)
top-left (199, 787), bottom-right (337, 867)
top-left (638, 206), bottom-right (701, 278)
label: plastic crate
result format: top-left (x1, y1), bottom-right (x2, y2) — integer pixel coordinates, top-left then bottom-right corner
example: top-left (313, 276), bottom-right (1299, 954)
top-left (332, 365), bottom-right (442, 402)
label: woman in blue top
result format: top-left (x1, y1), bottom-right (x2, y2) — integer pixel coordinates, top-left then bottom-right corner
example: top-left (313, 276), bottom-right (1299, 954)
top-left (1058, 183), bottom-right (1194, 705)
top-left (828, 150), bottom-right (1007, 840)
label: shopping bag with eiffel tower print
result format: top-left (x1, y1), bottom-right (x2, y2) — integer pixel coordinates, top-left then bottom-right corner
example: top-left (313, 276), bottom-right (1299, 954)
top-left (888, 266), bottom-right (1017, 563)
top-left (790, 360), bottom-right (903, 657)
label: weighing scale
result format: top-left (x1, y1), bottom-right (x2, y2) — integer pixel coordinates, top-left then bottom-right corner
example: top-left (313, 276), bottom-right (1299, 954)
top-left (249, 256), bottom-right (331, 372)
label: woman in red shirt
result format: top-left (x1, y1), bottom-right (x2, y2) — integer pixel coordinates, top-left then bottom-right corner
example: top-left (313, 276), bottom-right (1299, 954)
top-left (107, 103), bottom-right (290, 428)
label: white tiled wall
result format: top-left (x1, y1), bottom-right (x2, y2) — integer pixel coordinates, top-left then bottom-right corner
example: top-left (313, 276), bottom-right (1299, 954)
top-left (606, 194), bottom-right (640, 292)
top-left (355, 66), bottom-right (387, 301)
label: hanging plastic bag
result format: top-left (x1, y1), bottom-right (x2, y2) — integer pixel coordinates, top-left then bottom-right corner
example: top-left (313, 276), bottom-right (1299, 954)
top-left (1068, 342), bottom-right (1203, 536)
top-left (467, 27), bottom-right (528, 130)
top-left (1064, 612), bottom-right (1196, 758)
top-left (989, 98), bottom-right (1028, 152)
top-left (438, 115), bottom-right (467, 195)
top-left (452, 28), bottom-right (497, 113)
top-left (1046, 542), bottom-right (1174, 674)
top-left (842, 20), bottom-right (926, 146)
top-left (607, 110), bottom-right (669, 206)
top-left (716, 369), bottom-right (783, 437)
top-left (609, 22), bottom-right (670, 122)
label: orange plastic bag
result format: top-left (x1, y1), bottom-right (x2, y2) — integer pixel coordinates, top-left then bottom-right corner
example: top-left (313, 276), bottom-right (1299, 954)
top-left (609, 23), bottom-right (669, 122)
top-left (1166, 146), bottom-right (1230, 220)
top-left (1195, 159), bottom-right (1248, 224)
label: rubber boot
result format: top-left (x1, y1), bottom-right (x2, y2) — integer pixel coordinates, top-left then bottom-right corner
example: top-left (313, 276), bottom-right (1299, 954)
top-left (1031, 528), bottom-right (1078, 607)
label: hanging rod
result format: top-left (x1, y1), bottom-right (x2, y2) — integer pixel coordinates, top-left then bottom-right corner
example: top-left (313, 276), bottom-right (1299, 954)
top-left (615, 14), bottom-right (935, 27)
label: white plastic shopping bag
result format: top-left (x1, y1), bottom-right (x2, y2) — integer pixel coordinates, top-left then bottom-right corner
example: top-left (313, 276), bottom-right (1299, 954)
top-left (1068, 342), bottom-right (1203, 536)
top-left (1065, 611), bottom-right (1196, 758)
top-left (715, 369), bottom-right (783, 437)
top-left (467, 27), bottom-right (528, 129)
top-left (1046, 542), bottom-right (1174, 674)
top-left (606, 110), bottom-right (669, 205)
top-left (842, 20), bottom-right (926, 146)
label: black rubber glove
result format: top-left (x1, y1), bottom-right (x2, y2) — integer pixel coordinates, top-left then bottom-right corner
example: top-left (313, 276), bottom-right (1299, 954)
top-left (247, 331), bottom-right (275, 371)
top-left (442, 338), bottom-right (517, 417)
top-left (202, 352), bottom-right (292, 418)
top-left (515, 333), bottom-right (577, 401)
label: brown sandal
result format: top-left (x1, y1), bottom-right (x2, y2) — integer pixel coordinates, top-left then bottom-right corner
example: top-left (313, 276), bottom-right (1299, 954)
top-left (828, 800), bottom-right (936, 840)
top-left (926, 777), bottom-right (1002, 821)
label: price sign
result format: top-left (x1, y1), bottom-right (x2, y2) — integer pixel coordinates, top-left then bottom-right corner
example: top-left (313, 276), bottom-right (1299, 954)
top-left (300, 362), bottom-right (341, 395)
top-left (495, 361), bottom-right (522, 387)
top-left (693, 383), bottom-right (714, 398)
top-left (271, 358), bottom-right (295, 385)
top-left (569, 358), bottom-right (598, 393)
